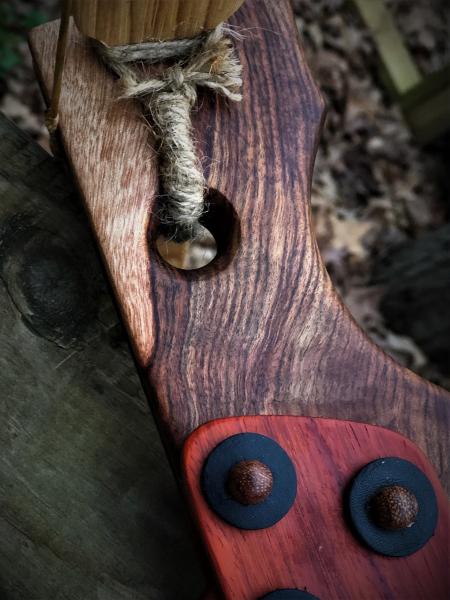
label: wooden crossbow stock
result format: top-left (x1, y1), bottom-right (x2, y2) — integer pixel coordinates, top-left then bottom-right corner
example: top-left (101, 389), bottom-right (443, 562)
top-left (29, 1), bottom-right (449, 598)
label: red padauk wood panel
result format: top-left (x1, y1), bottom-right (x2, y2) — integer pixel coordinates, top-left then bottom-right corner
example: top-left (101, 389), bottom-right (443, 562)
top-left (182, 416), bottom-right (449, 599)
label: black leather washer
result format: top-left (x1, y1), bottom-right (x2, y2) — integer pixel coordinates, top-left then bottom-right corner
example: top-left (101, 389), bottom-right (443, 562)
top-left (201, 432), bottom-right (297, 530)
top-left (260, 590), bottom-right (319, 599)
top-left (348, 457), bottom-right (438, 557)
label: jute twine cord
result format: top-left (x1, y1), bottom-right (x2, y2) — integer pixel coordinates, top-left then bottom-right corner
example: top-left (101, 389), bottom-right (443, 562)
top-left (95, 25), bottom-right (243, 240)
top-left (45, 0), bottom-right (72, 156)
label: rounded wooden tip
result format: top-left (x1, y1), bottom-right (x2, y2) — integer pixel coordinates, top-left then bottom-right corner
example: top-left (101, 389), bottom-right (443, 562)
top-left (371, 485), bottom-right (419, 530)
top-left (227, 459), bottom-right (273, 505)
top-left (71, 0), bottom-right (246, 45)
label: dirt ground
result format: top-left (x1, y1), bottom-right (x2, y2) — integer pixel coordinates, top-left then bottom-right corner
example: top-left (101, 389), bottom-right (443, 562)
top-left (1, 0), bottom-right (449, 386)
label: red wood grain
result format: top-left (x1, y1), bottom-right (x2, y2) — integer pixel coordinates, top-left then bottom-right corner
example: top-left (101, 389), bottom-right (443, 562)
top-left (183, 416), bottom-right (449, 600)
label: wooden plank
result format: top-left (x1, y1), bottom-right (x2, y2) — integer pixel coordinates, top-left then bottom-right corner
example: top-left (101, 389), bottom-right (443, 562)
top-left (352, 0), bottom-right (422, 96)
top-left (28, 0), bottom-right (450, 496)
top-left (401, 65), bottom-right (450, 143)
top-left (352, 0), bottom-right (450, 142)
top-left (0, 114), bottom-right (205, 599)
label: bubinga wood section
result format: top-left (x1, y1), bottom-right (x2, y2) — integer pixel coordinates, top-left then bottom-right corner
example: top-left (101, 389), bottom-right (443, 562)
top-left (71, 0), bottom-right (246, 44)
top-left (29, 0), bottom-right (450, 492)
top-left (183, 416), bottom-right (450, 599)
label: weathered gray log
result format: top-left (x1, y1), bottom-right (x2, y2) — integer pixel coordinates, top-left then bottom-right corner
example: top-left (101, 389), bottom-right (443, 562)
top-left (376, 225), bottom-right (450, 375)
top-left (0, 114), bottom-right (205, 600)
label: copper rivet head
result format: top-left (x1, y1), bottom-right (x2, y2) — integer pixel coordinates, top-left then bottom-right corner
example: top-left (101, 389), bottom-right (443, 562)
top-left (371, 485), bottom-right (419, 530)
top-left (227, 459), bottom-right (273, 505)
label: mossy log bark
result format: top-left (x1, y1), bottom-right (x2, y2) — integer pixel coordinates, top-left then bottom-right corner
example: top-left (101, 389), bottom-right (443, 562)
top-left (0, 114), bottom-right (205, 600)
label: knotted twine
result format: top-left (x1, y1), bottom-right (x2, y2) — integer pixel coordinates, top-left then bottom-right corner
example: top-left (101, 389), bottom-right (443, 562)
top-left (95, 25), bottom-right (243, 241)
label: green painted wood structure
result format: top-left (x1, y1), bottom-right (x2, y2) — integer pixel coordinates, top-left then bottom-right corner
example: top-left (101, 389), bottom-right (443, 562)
top-left (352, 0), bottom-right (450, 143)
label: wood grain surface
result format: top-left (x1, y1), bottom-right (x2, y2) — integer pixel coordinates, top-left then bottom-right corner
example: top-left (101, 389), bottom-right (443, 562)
top-left (29, 0), bottom-right (450, 493)
top-left (183, 416), bottom-right (450, 600)
top-left (0, 115), bottom-right (206, 600)
top-left (72, 0), bottom-right (246, 44)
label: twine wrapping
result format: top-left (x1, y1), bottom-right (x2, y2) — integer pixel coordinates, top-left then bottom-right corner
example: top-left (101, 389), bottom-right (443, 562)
top-left (45, 0), bottom-right (72, 155)
top-left (96, 25), bottom-right (242, 240)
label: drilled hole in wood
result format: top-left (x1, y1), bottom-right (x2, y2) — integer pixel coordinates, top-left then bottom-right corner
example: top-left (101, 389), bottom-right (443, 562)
top-left (155, 225), bottom-right (217, 270)
top-left (153, 188), bottom-right (239, 272)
